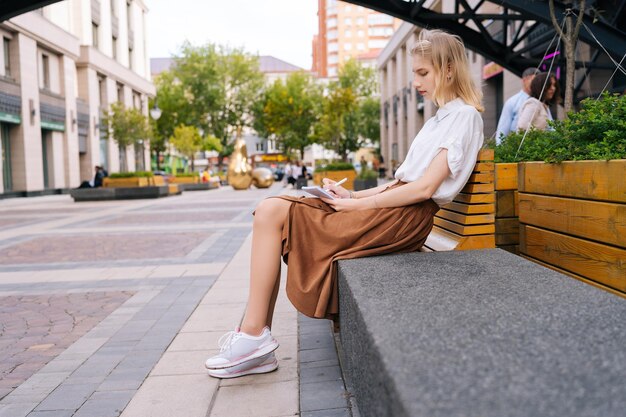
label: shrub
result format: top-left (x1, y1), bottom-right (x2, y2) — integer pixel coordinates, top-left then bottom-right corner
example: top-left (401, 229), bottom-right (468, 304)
top-left (357, 167), bottom-right (378, 180)
top-left (494, 92), bottom-right (626, 163)
top-left (173, 172), bottom-right (199, 178)
top-left (315, 162), bottom-right (355, 172)
top-left (109, 171), bottom-right (154, 178)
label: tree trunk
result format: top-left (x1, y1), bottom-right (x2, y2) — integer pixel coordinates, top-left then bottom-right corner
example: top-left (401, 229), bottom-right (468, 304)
top-left (549, 0), bottom-right (586, 114)
top-left (155, 150), bottom-right (161, 170)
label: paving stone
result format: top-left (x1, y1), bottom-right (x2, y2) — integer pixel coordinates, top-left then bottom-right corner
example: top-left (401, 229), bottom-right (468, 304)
top-left (301, 408), bottom-right (351, 417)
top-left (35, 383), bottom-right (99, 411)
top-left (300, 379), bottom-right (348, 412)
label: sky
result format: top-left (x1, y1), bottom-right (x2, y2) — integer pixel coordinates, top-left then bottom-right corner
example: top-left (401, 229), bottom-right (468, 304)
top-left (147, 0), bottom-right (319, 70)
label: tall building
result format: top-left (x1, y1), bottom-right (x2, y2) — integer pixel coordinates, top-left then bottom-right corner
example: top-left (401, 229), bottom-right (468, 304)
top-left (0, 0), bottom-right (154, 197)
top-left (312, 0), bottom-right (402, 78)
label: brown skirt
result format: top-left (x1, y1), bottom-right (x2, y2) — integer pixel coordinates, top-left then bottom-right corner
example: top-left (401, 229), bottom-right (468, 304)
top-left (271, 184), bottom-right (440, 320)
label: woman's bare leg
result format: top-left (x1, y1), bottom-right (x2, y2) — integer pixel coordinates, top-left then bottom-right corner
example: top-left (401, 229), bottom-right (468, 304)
top-left (265, 270), bottom-right (281, 329)
top-left (240, 198), bottom-right (291, 335)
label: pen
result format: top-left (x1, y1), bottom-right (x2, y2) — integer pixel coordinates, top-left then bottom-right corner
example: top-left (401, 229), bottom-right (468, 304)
top-left (333, 178), bottom-right (348, 187)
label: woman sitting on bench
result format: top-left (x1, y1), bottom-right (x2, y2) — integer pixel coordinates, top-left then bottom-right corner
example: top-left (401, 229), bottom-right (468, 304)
top-left (205, 29), bottom-right (485, 379)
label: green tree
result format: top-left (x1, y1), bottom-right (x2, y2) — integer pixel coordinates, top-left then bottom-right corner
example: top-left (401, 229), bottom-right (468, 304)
top-left (314, 59), bottom-right (380, 161)
top-left (102, 102), bottom-right (151, 172)
top-left (169, 125), bottom-right (224, 172)
top-left (253, 71), bottom-right (321, 159)
top-left (209, 46), bottom-right (265, 169)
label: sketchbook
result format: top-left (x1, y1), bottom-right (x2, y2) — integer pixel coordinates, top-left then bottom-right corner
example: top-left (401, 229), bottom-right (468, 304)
top-left (302, 186), bottom-right (336, 200)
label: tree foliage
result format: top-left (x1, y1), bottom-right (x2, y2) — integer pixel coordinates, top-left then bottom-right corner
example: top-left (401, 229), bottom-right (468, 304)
top-left (313, 59), bottom-right (380, 160)
top-left (253, 71), bottom-right (322, 159)
top-left (102, 102), bottom-right (151, 172)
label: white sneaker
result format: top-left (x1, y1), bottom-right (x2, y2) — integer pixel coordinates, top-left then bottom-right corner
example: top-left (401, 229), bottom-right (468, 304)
top-left (208, 352), bottom-right (278, 379)
top-left (204, 326), bottom-right (279, 370)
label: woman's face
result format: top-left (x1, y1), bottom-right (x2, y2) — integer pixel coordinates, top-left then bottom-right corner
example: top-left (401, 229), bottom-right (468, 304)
top-left (412, 54), bottom-right (437, 100)
top-left (544, 77), bottom-right (556, 101)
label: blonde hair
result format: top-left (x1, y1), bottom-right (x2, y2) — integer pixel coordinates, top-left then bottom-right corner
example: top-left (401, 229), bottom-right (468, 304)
top-left (410, 29), bottom-right (484, 112)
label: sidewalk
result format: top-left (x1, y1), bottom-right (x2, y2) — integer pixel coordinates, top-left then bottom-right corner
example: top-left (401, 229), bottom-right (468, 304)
top-left (0, 184), bottom-right (355, 417)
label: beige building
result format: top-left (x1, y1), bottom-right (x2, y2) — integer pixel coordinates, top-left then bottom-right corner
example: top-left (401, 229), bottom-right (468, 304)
top-left (0, 0), bottom-right (154, 197)
top-left (313, 0), bottom-right (402, 78)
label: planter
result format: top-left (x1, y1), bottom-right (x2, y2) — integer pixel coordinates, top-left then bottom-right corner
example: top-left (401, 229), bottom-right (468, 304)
top-left (313, 170), bottom-right (357, 190)
top-left (494, 163), bottom-right (519, 254)
top-left (170, 176), bottom-right (199, 184)
top-left (517, 160), bottom-right (626, 296)
top-left (103, 177), bottom-right (150, 188)
top-left (354, 178), bottom-right (378, 191)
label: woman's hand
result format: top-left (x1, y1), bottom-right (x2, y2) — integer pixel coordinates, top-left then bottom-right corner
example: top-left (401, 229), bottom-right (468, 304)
top-left (321, 195), bottom-right (375, 212)
top-left (322, 178), bottom-right (350, 199)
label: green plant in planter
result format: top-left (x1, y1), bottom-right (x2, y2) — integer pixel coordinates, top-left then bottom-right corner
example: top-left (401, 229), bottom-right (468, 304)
top-left (316, 162), bottom-right (355, 172)
top-left (174, 172), bottom-right (200, 178)
top-left (493, 92), bottom-right (626, 163)
top-left (357, 167), bottom-right (378, 180)
top-left (109, 171), bottom-right (154, 179)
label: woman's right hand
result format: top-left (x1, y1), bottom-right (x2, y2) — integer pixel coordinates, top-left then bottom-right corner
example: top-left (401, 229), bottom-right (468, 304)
top-left (322, 178), bottom-right (351, 199)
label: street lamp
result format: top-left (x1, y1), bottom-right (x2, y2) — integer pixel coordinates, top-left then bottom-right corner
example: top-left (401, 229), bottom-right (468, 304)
top-left (150, 98), bottom-right (162, 120)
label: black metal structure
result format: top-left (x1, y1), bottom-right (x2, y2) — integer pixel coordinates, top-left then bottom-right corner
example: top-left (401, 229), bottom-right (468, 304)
top-left (2, 0), bottom-right (625, 95)
top-left (345, 0), bottom-right (626, 96)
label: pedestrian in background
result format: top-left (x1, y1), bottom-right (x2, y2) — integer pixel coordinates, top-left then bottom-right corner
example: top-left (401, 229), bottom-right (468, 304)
top-left (494, 67), bottom-right (540, 143)
top-left (517, 72), bottom-right (560, 131)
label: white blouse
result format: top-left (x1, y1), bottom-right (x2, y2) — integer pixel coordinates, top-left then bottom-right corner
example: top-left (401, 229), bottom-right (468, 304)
top-left (394, 98), bottom-right (484, 206)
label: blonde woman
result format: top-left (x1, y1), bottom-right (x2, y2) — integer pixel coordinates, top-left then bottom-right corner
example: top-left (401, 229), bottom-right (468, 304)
top-left (205, 29), bottom-right (485, 379)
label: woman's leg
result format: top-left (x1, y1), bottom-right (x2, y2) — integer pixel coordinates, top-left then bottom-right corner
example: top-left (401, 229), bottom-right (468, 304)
top-left (240, 197), bottom-right (291, 335)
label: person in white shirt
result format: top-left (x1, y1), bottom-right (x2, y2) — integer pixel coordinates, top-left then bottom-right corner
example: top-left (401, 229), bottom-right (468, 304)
top-left (494, 67), bottom-right (540, 143)
top-left (205, 29), bottom-right (485, 379)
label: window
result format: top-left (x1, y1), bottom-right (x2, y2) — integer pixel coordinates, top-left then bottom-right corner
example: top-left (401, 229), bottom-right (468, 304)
top-left (344, 17), bottom-right (351, 26)
top-left (92, 22), bottom-right (99, 47)
top-left (368, 39), bottom-right (388, 49)
top-left (2, 38), bottom-right (10, 77)
top-left (357, 43), bottom-right (365, 51)
top-left (110, 0), bottom-right (116, 16)
top-left (327, 30), bottom-right (337, 40)
top-left (98, 75), bottom-right (106, 107)
top-left (368, 14), bottom-right (393, 25)
top-left (328, 67), bottom-right (337, 77)
top-left (356, 17), bottom-right (364, 25)
top-left (328, 54), bottom-right (338, 64)
top-left (345, 5), bottom-right (352, 12)
top-left (128, 47), bottom-right (133, 70)
top-left (117, 82), bottom-right (124, 102)
top-left (357, 30), bottom-right (364, 37)
top-left (112, 36), bottom-right (117, 60)
top-left (345, 30), bottom-right (351, 38)
top-left (327, 18), bottom-right (337, 28)
top-left (41, 54), bottom-right (50, 90)
top-left (133, 91), bottom-right (141, 109)
top-left (344, 43), bottom-right (352, 51)
top-left (126, 1), bottom-right (133, 30)
top-left (327, 42), bottom-right (338, 52)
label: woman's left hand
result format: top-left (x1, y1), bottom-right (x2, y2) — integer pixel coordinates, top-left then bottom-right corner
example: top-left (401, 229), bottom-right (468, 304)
top-left (321, 196), bottom-right (374, 212)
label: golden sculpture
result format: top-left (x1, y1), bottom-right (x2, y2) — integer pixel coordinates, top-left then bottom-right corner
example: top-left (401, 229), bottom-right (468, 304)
top-left (227, 134), bottom-right (253, 190)
top-left (252, 167), bottom-right (275, 188)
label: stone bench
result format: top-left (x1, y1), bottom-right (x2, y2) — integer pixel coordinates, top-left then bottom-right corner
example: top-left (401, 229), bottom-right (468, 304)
top-left (337, 249), bottom-right (626, 417)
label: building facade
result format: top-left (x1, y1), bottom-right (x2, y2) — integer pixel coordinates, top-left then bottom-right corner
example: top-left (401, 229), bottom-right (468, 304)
top-left (0, 0), bottom-right (154, 197)
top-left (312, 0), bottom-right (402, 78)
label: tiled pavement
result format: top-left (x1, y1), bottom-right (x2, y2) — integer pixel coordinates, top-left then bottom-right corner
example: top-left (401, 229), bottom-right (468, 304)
top-left (0, 184), bottom-right (357, 417)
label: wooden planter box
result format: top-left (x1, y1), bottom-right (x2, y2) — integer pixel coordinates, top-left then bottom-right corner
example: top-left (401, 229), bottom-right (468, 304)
top-left (313, 170), bottom-right (357, 190)
top-left (170, 176), bottom-right (199, 184)
top-left (495, 163), bottom-right (520, 254)
top-left (518, 160), bottom-right (626, 297)
top-left (103, 177), bottom-right (150, 188)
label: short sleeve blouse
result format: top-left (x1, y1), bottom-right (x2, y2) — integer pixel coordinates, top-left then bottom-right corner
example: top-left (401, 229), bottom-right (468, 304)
top-left (393, 98), bottom-right (484, 206)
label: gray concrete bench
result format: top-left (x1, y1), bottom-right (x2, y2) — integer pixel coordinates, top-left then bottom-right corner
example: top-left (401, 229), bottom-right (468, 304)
top-left (337, 249), bottom-right (626, 417)
top-left (70, 186), bottom-right (170, 202)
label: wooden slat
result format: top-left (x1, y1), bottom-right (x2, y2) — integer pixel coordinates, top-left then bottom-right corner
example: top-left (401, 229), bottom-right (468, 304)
top-left (473, 162), bottom-right (494, 172)
top-left (441, 201), bottom-right (495, 214)
top-left (496, 233), bottom-right (519, 246)
top-left (518, 193), bottom-right (626, 249)
top-left (453, 192), bottom-right (495, 204)
top-left (496, 190), bottom-right (518, 217)
top-left (521, 255), bottom-right (625, 299)
top-left (436, 210), bottom-right (494, 225)
top-left (520, 225), bottom-right (626, 291)
top-left (495, 218), bottom-right (519, 234)
top-left (424, 227), bottom-right (495, 251)
top-left (519, 160), bottom-right (626, 203)
top-left (434, 217), bottom-right (495, 235)
top-left (495, 162), bottom-right (518, 190)
top-left (461, 183), bottom-right (494, 194)
top-left (467, 172), bottom-right (494, 184)
top-left (477, 149), bottom-right (494, 160)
